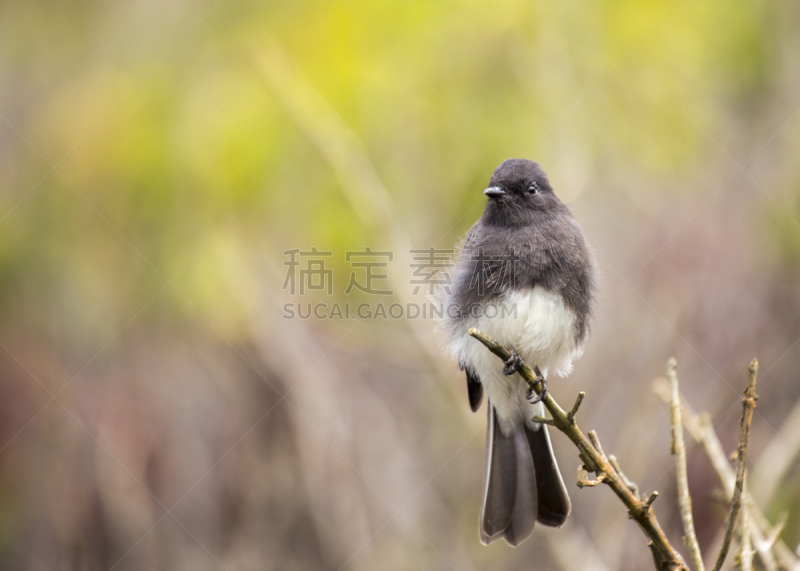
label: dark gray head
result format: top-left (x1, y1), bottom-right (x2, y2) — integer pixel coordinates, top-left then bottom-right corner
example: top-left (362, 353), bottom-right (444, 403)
top-left (482, 159), bottom-right (567, 226)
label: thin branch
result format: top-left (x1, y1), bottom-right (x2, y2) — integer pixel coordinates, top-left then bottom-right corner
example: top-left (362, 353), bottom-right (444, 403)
top-left (668, 359), bottom-right (705, 571)
top-left (643, 491), bottom-right (660, 508)
top-left (737, 480), bottom-right (754, 571)
top-left (652, 379), bottom-right (789, 571)
top-left (751, 513), bottom-right (792, 571)
top-left (711, 359), bottom-right (759, 571)
top-left (609, 455), bottom-right (640, 497)
top-left (468, 328), bottom-right (689, 571)
top-left (568, 392), bottom-right (585, 422)
top-left (588, 430), bottom-right (607, 459)
top-left (762, 512), bottom-right (787, 552)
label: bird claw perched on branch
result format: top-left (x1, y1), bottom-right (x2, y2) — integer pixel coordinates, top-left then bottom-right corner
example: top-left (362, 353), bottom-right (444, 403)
top-left (502, 349), bottom-right (549, 403)
top-left (526, 366), bottom-right (548, 404)
top-left (502, 349), bottom-right (524, 376)
top-left (577, 466), bottom-right (606, 488)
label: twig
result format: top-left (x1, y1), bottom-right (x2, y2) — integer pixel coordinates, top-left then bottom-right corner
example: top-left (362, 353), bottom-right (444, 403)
top-left (761, 512), bottom-right (787, 553)
top-left (468, 328), bottom-right (689, 571)
top-left (652, 379), bottom-right (789, 571)
top-left (588, 430), bottom-right (607, 459)
top-left (568, 392), bottom-right (585, 423)
top-left (753, 514), bottom-right (794, 571)
top-left (711, 359), bottom-right (759, 571)
top-left (609, 455), bottom-right (639, 497)
top-left (737, 480), bottom-right (754, 571)
top-left (668, 359), bottom-right (705, 571)
top-left (643, 491), bottom-right (660, 508)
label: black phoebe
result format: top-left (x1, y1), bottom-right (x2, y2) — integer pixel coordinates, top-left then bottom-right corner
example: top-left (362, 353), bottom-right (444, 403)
top-left (444, 159), bottom-right (597, 546)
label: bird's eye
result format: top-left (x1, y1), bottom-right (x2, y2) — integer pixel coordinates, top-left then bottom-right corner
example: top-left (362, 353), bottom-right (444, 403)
top-left (528, 183), bottom-right (539, 194)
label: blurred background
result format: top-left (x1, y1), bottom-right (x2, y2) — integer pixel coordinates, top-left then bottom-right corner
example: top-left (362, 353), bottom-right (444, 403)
top-left (1, 0), bottom-right (800, 569)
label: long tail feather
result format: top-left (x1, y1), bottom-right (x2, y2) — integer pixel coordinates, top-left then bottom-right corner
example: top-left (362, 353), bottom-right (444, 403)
top-left (480, 403), bottom-right (571, 546)
top-left (480, 405), bottom-right (536, 546)
top-left (526, 422), bottom-right (571, 527)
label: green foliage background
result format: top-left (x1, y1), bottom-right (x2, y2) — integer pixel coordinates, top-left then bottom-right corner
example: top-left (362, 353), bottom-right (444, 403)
top-left (1, 1), bottom-right (799, 569)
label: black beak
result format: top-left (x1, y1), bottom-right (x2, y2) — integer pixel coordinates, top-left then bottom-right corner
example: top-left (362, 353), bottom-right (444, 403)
top-left (484, 186), bottom-right (506, 199)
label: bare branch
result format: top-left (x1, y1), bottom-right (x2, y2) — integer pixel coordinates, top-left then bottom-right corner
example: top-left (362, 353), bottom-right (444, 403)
top-left (652, 379), bottom-right (789, 571)
top-left (609, 455), bottom-right (640, 497)
top-left (643, 491), bottom-right (660, 508)
top-left (668, 359), bottom-right (705, 571)
top-left (737, 480), bottom-right (754, 571)
top-left (762, 512), bottom-right (787, 552)
top-left (568, 391), bottom-right (585, 423)
top-left (711, 359), bottom-right (759, 571)
top-left (468, 328), bottom-right (689, 571)
top-left (588, 430), bottom-right (607, 459)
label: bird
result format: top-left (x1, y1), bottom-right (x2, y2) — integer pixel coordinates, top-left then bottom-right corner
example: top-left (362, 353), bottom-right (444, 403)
top-left (443, 158), bottom-right (597, 546)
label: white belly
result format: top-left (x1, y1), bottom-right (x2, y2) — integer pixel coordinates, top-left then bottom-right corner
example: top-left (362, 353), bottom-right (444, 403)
top-left (448, 287), bottom-right (583, 435)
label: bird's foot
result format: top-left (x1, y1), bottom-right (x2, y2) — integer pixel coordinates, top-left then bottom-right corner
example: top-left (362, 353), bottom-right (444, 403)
top-left (526, 367), bottom-right (548, 404)
top-left (503, 350), bottom-right (524, 376)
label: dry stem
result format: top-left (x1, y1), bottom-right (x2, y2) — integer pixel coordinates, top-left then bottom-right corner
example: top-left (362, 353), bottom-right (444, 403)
top-left (711, 360), bottom-right (759, 571)
top-left (652, 379), bottom-right (791, 571)
top-left (668, 359), bottom-right (705, 571)
top-left (737, 480), bottom-right (754, 571)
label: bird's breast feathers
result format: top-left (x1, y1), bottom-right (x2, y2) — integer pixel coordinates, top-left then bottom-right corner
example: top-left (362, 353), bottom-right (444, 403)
top-left (447, 286), bottom-right (583, 434)
top-left (451, 286), bottom-right (583, 378)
